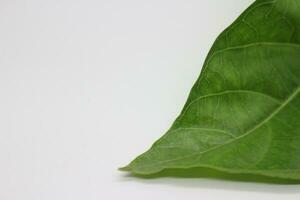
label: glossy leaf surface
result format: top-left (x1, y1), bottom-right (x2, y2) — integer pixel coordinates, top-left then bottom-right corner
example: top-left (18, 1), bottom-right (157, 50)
top-left (122, 0), bottom-right (300, 180)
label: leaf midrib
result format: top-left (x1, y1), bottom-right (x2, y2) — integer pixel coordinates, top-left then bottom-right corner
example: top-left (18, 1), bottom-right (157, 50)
top-left (141, 86), bottom-right (300, 168)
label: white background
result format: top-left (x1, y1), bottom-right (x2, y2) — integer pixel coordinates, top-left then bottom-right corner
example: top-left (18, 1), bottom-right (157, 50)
top-left (0, 0), bottom-right (300, 199)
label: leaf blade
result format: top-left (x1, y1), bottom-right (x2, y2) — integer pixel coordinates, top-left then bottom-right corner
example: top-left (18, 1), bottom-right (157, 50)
top-left (122, 0), bottom-right (300, 181)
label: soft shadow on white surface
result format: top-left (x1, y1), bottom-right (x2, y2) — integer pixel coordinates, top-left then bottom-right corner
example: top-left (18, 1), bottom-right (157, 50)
top-left (119, 174), bottom-right (300, 194)
top-left (5, 0), bottom-right (298, 199)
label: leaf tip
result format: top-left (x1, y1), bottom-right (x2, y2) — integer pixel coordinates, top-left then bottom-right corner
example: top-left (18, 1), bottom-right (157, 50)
top-left (118, 165), bottom-right (131, 172)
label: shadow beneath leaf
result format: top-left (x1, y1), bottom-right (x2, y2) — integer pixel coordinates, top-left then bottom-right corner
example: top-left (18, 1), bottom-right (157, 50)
top-left (132, 167), bottom-right (300, 184)
top-left (119, 167), bottom-right (300, 193)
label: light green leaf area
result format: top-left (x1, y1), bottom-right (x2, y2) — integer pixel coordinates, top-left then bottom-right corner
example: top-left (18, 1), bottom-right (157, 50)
top-left (121, 0), bottom-right (300, 180)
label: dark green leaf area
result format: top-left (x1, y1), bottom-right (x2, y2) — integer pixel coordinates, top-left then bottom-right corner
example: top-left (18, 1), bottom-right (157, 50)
top-left (122, 0), bottom-right (300, 181)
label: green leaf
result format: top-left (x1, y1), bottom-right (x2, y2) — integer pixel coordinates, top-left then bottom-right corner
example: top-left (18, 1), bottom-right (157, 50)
top-left (121, 0), bottom-right (300, 181)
